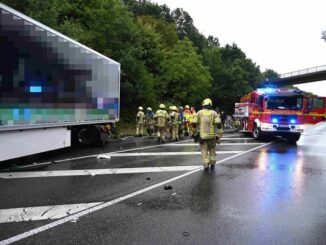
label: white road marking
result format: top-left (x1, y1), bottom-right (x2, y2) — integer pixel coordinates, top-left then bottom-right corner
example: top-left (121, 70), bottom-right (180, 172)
top-left (0, 166), bottom-right (202, 179)
top-left (100, 151), bottom-right (242, 157)
top-left (170, 143), bottom-right (265, 146)
top-left (0, 142), bottom-right (272, 245)
top-left (0, 203), bottom-right (102, 224)
top-left (40, 139), bottom-right (194, 164)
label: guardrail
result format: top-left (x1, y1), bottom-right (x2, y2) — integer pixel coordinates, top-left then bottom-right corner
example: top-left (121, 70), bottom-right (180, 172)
top-left (280, 65), bottom-right (326, 79)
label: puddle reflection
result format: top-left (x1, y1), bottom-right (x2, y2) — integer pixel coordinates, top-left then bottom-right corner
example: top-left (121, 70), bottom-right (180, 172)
top-left (255, 146), bottom-right (305, 211)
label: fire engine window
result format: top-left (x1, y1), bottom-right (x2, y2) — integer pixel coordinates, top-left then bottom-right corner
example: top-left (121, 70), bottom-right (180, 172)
top-left (266, 96), bottom-right (302, 110)
top-left (256, 96), bottom-right (263, 108)
top-left (296, 97), bottom-right (303, 108)
top-left (255, 97), bottom-right (259, 105)
top-left (308, 98), bottom-right (324, 110)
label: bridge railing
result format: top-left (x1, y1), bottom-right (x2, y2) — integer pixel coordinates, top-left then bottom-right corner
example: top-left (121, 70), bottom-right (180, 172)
top-left (280, 65), bottom-right (326, 79)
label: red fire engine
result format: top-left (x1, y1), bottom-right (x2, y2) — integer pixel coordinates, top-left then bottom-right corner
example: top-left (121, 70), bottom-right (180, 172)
top-left (234, 88), bottom-right (326, 142)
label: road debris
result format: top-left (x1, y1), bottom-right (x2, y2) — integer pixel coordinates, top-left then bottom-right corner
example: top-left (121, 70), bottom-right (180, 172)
top-left (183, 232), bottom-right (190, 237)
top-left (97, 154), bottom-right (111, 159)
top-left (164, 185), bottom-right (173, 190)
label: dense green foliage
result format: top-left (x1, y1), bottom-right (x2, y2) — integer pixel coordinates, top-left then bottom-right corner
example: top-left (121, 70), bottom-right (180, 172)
top-left (2, 0), bottom-right (279, 118)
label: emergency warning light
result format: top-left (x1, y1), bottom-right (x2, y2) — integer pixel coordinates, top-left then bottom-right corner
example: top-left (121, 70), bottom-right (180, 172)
top-left (257, 88), bottom-right (275, 94)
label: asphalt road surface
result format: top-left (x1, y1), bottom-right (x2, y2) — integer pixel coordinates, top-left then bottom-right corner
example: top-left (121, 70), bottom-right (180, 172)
top-left (0, 123), bottom-right (326, 245)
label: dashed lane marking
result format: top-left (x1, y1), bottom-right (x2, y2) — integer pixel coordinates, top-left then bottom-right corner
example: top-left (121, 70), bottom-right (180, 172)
top-left (0, 142), bottom-right (272, 245)
top-left (0, 166), bottom-right (202, 179)
top-left (0, 203), bottom-right (102, 224)
top-left (99, 151), bottom-right (242, 157)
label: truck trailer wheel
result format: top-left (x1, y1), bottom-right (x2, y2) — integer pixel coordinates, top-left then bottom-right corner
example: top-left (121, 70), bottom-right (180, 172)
top-left (252, 124), bottom-right (262, 140)
top-left (285, 133), bottom-right (300, 143)
top-left (77, 127), bottom-right (100, 146)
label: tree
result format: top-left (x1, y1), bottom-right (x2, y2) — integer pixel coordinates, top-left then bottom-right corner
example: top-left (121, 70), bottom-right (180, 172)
top-left (159, 38), bottom-right (212, 106)
top-left (261, 69), bottom-right (279, 81)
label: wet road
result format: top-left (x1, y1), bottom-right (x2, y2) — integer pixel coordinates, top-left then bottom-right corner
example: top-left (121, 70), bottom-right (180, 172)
top-left (0, 123), bottom-right (326, 245)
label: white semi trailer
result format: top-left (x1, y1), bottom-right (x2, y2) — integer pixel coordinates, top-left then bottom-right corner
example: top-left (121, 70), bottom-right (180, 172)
top-left (0, 3), bottom-right (120, 162)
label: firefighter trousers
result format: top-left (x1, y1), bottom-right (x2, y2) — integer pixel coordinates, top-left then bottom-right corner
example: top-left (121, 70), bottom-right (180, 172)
top-left (200, 138), bottom-right (217, 168)
top-left (157, 127), bottom-right (166, 142)
top-left (136, 123), bottom-right (144, 136)
top-left (172, 124), bottom-right (179, 140)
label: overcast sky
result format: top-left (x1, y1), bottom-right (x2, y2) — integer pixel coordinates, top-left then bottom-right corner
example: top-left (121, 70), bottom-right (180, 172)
top-left (153, 0), bottom-right (326, 96)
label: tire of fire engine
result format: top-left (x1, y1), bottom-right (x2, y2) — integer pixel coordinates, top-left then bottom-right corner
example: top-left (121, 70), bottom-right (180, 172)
top-left (77, 126), bottom-right (100, 146)
top-left (252, 124), bottom-right (262, 140)
top-left (285, 133), bottom-right (300, 143)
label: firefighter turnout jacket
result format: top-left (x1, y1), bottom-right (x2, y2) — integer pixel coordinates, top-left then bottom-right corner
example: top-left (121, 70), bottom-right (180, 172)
top-left (193, 109), bottom-right (221, 139)
top-left (155, 109), bottom-right (169, 127)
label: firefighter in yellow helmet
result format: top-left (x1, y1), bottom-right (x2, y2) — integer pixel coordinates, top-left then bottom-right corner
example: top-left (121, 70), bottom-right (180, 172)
top-left (192, 98), bottom-right (222, 171)
top-left (136, 106), bottom-right (145, 136)
top-left (154, 104), bottom-right (170, 143)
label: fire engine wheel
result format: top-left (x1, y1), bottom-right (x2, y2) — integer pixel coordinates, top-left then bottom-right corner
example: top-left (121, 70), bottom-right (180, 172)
top-left (252, 124), bottom-right (262, 140)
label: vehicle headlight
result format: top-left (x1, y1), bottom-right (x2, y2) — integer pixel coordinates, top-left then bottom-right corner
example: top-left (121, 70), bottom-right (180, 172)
top-left (298, 125), bottom-right (305, 130)
top-left (260, 123), bottom-right (273, 130)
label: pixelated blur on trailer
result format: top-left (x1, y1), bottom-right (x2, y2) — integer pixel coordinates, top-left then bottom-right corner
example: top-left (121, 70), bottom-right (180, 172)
top-left (0, 4), bottom-right (120, 130)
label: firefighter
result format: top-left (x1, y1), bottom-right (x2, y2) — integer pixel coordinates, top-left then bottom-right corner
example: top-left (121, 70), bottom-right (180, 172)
top-left (189, 106), bottom-right (197, 137)
top-left (178, 106), bottom-right (184, 139)
top-left (145, 107), bottom-right (155, 138)
top-left (193, 98), bottom-right (222, 171)
top-left (170, 106), bottom-right (179, 141)
top-left (155, 104), bottom-right (170, 143)
top-left (136, 106), bottom-right (145, 136)
top-left (183, 105), bottom-right (191, 136)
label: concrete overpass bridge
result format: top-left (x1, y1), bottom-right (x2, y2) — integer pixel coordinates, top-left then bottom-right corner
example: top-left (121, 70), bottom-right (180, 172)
top-left (261, 65), bottom-right (326, 87)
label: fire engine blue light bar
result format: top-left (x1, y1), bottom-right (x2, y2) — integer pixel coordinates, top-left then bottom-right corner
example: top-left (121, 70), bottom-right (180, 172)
top-left (272, 118), bottom-right (278, 123)
top-left (30, 86), bottom-right (42, 93)
top-left (257, 88), bottom-right (275, 94)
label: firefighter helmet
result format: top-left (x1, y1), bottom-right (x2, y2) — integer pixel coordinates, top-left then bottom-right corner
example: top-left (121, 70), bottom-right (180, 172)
top-left (138, 106), bottom-right (143, 111)
top-left (159, 104), bottom-right (166, 109)
top-left (202, 98), bottom-right (212, 106)
top-left (185, 105), bottom-right (190, 109)
top-left (147, 107), bottom-right (152, 111)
